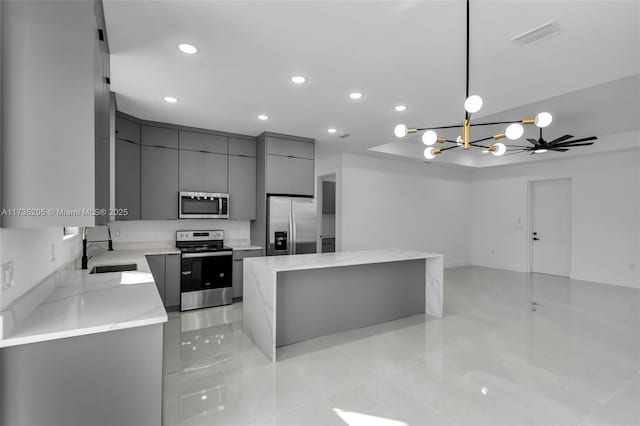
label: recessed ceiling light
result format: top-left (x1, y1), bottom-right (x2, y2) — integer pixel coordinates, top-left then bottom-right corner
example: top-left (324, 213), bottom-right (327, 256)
top-left (349, 92), bottom-right (363, 100)
top-left (257, 114), bottom-right (269, 121)
top-left (177, 43), bottom-right (198, 54)
top-left (164, 96), bottom-right (179, 103)
top-left (394, 105), bottom-right (407, 112)
top-left (327, 128), bottom-right (337, 134)
top-left (291, 76), bottom-right (306, 84)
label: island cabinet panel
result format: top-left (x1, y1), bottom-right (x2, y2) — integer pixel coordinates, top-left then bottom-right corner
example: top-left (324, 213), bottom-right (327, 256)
top-left (179, 150), bottom-right (228, 193)
top-left (266, 155), bottom-right (314, 196)
top-left (228, 155), bottom-right (256, 220)
top-left (115, 116), bottom-right (140, 143)
top-left (165, 254), bottom-right (181, 308)
top-left (141, 146), bottom-right (179, 220)
top-left (146, 255), bottom-right (166, 305)
top-left (229, 137), bottom-right (256, 157)
top-left (141, 125), bottom-right (179, 149)
top-left (232, 249), bottom-right (262, 298)
top-left (179, 130), bottom-right (228, 154)
top-left (266, 136), bottom-right (314, 159)
top-left (115, 139), bottom-right (141, 220)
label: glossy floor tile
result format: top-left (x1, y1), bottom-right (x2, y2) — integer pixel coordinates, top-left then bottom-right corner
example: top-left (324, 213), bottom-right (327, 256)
top-left (163, 267), bottom-right (640, 426)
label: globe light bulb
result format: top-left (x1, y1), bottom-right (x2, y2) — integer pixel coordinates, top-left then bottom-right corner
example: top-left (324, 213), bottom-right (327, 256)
top-left (505, 123), bottom-right (524, 140)
top-left (424, 147), bottom-right (437, 160)
top-left (535, 112), bottom-right (553, 128)
top-left (422, 130), bottom-right (438, 146)
top-left (464, 95), bottom-right (483, 113)
top-left (491, 142), bottom-right (507, 156)
top-left (394, 124), bottom-right (407, 138)
top-left (456, 136), bottom-right (463, 146)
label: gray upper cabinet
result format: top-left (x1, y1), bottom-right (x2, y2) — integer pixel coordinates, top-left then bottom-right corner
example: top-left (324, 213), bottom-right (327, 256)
top-left (179, 131), bottom-right (227, 154)
top-left (165, 254), bottom-right (180, 308)
top-left (141, 145), bottom-right (179, 220)
top-left (228, 155), bottom-right (256, 220)
top-left (229, 137), bottom-right (256, 157)
top-left (266, 136), bottom-right (314, 159)
top-left (115, 138), bottom-right (141, 220)
top-left (116, 116), bottom-right (140, 143)
top-left (266, 155), bottom-right (314, 196)
top-left (179, 150), bottom-right (228, 193)
top-left (141, 125), bottom-right (179, 149)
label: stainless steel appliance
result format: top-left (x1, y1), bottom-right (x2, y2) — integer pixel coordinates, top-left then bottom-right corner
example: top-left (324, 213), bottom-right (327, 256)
top-left (179, 192), bottom-right (229, 219)
top-left (176, 230), bottom-right (233, 311)
top-left (267, 196), bottom-right (318, 256)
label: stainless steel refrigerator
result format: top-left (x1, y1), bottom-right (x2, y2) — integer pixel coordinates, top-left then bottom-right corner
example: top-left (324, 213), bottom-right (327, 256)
top-left (267, 196), bottom-right (317, 256)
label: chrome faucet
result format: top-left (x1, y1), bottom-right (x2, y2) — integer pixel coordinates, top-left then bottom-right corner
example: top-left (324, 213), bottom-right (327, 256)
top-left (81, 224), bottom-right (114, 270)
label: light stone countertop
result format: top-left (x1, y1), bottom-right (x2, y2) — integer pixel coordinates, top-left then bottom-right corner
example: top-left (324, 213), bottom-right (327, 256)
top-left (243, 248), bottom-right (442, 272)
top-left (0, 243), bottom-right (177, 348)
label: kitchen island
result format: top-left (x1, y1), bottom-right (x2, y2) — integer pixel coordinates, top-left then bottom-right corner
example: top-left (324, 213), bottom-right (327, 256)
top-left (0, 244), bottom-right (177, 426)
top-left (243, 249), bottom-right (443, 361)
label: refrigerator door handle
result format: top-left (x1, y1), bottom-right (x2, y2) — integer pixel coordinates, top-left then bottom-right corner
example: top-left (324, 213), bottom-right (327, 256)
top-left (291, 210), bottom-right (297, 255)
top-left (288, 210), bottom-right (294, 255)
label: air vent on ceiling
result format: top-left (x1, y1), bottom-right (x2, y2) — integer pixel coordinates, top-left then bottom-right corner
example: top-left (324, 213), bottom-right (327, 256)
top-left (511, 20), bottom-right (563, 47)
top-left (338, 133), bottom-right (350, 139)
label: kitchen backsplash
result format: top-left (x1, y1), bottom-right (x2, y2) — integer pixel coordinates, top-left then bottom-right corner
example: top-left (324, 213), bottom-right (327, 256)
top-left (108, 220), bottom-right (251, 244)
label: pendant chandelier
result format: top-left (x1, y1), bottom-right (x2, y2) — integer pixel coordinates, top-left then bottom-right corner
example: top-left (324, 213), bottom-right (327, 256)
top-left (393, 0), bottom-right (553, 159)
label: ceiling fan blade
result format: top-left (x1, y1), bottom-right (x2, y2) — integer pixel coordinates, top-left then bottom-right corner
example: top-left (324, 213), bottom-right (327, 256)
top-left (526, 138), bottom-right (539, 146)
top-left (555, 142), bottom-right (594, 148)
top-left (548, 135), bottom-right (574, 145)
top-left (549, 148), bottom-right (570, 152)
top-left (554, 136), bottom-right (598, 146)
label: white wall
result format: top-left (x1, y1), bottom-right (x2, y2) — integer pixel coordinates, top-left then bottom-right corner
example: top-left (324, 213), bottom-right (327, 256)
top-left (337, 154), bottom-right (473, 267)
top-left (0, 228), bottom-right (82, 310)
top-left (108, 220), bottom-right (250, 244)
top-left (471, 131), bottom-right (640, 288)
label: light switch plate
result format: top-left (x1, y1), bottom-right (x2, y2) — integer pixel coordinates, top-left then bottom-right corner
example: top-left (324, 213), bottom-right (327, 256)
top-left (1, 261), bottom-right (15, 291)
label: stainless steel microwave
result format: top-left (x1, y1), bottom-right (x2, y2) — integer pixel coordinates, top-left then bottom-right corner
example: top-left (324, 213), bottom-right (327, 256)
top-left (179, 192), bottom-right (229, 219)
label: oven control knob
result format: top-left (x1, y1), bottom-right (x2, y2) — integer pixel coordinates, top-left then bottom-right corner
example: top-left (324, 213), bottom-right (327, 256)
top-left (219, 273), bottom-right (224, 277)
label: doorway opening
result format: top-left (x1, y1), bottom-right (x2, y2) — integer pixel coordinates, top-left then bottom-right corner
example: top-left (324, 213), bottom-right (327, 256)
top-left (529, 178), bottom-right (572, 277)
top-left (318, 174), bottom-right (336, 253)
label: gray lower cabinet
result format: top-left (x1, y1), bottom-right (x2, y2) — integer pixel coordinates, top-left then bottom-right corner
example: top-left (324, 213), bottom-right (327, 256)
top-left (141, 145), bottom-right (179, 220)
top-left (146, 255), bottom-right (165, 305)
top-left (228, 155), bottom-right (256, 220)
top-left (266, 154), bottom-right (314, 196)
top-left (165, 254), bottom-right (180, 307)
top-left (146, 254), bottom-right (180, 308)
top-left (232, 249), bottom-right (262, 298)
top-left (179, 149), bottom-right (228, 193)
top-left (115, 139), bottom-right (141, 220)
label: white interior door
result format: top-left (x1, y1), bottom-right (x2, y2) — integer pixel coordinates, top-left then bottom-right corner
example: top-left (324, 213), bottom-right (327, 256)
top-left (531, 179), bottom-right (571, 276)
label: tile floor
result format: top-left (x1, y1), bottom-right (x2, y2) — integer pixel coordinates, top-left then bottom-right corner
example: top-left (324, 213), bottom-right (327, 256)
top-left (163, 266), bottom-right (640, 426)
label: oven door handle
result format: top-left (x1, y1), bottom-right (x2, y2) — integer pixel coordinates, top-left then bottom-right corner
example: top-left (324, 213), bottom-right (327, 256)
top-left (182, 252), bottom-right (232, 259)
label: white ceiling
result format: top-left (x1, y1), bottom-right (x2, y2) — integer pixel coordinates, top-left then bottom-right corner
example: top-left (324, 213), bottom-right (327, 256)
top-left (103, 0), bottom-right (640, 168)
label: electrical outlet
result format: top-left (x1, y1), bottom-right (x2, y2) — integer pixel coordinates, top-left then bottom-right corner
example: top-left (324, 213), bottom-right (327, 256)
top-left (1, 261), bottom-right (15, 291)
top-left (630, 263), bottom-right (636, 270)
top-left (50, 243), bottom-right (56, 262)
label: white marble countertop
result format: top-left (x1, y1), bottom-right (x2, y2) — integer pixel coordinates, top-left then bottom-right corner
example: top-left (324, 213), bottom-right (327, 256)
top-left (244, 248), bottom-right (442, 272)
top-left (0, 244), bottom-right (174, 349)
top-left (226, 242), bottom-right (263, 251)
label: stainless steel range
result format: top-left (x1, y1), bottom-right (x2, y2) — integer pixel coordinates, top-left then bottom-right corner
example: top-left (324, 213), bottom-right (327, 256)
top-left (176, 230), bottom-right (233, 311)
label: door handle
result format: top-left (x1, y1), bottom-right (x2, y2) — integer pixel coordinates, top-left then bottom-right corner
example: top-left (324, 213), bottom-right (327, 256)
top-left (181, 271), bottom-right (192, 275)
top-left (533, 237), bottom-right (540, 241)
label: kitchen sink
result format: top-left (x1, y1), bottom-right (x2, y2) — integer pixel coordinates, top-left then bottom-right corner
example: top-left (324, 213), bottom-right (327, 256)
top-left (89, 263), bottom-right (137, 274)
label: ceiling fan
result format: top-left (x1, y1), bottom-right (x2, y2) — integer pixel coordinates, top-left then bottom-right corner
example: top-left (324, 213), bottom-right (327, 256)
top-left (505, 129), bottom-right (597, 155)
